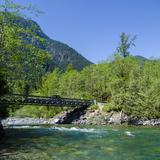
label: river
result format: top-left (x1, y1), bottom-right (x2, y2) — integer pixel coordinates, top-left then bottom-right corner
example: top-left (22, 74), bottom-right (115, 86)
top-left (0, 125), bottom-right (160, 160)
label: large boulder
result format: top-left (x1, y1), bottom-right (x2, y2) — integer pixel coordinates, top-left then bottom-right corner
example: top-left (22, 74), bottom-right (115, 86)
top-left (108, 112), bottom-right (128, 125)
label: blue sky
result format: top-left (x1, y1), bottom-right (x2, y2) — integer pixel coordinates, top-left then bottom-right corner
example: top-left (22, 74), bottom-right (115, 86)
top-left (14, 0), bottom-right (160, 63)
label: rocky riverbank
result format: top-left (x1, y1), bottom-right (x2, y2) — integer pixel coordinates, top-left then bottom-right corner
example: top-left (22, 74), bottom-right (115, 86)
top-left (72, 109), bottom-right (160, 126)
top-left (1, 117), bottom-right (59, 126)
top-left (1, 110), bottom-right (160, 126)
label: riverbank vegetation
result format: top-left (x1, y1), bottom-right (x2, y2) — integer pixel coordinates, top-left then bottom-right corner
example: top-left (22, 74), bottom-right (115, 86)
top-left (0, 0), bottom-right (160, 120)
top-left (23, 55), bottom-right (159, 119)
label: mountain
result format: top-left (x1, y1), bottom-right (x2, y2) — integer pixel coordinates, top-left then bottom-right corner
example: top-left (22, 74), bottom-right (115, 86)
top-left (4, 13), bottom-right (92, 71)
top-left (134, 55), bottom-right (149, 65)
top-left (134, 55), bottom-right (148, 62)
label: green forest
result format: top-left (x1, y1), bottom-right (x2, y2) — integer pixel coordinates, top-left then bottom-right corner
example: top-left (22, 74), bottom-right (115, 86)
top-left (0, 0), bottom-right (160, 120)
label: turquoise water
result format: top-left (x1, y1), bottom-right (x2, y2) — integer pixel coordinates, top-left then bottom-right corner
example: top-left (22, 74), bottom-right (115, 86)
top-left (0, 125), bottom-right (160, 160)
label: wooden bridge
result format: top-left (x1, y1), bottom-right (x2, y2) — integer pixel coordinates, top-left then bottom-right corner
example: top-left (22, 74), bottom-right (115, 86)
top-left (0, 94), bottom-right (94, 107)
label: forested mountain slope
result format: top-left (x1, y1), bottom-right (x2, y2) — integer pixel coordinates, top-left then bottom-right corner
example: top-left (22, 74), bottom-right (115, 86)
top-left (6, 13), bottom-right (92, 71)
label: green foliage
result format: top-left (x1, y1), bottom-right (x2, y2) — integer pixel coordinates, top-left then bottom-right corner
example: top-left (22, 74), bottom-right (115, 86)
top-left (9, 53), bottom-right (160, 119)
top-left (40, 68), bottom-right (61, 96)
top-left (13, 105), bottom-right (63, 118)
top-left (89, 105), bottom-right (99, 110)
top-left (102, 105), bottom-right (112, 113)
top-left (37, 56), bottom-right (160, 119)
top-left (0, 12), bottom-right (51, 95)
top-left (0, 0), bottom-right (52, 117)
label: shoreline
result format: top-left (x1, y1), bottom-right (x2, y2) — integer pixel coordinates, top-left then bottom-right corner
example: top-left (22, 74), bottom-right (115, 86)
top-left (1, 117), bottom-right (160, 127)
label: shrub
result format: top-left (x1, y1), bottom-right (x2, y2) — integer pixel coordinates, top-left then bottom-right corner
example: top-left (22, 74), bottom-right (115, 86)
top-left (102, 105), bottom-right (112, 112)
top-left (89, 105), bottom-right (99, 110)
top-left (13, 105), bottom-right (63, 118)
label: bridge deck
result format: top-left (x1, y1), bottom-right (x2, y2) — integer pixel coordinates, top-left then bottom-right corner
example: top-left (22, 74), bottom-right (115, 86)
top-left (0, 94), bottom-right (93, 107)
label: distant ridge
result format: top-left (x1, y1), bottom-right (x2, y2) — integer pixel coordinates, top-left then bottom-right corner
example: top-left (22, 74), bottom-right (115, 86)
top-left (134, 55), bottom-right (149, 64)
top-left (134, 55), bottom-right (148, 61)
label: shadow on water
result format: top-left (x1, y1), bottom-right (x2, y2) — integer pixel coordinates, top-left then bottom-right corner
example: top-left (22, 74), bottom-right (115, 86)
top-left (0, 128), bottom-right (58, 160)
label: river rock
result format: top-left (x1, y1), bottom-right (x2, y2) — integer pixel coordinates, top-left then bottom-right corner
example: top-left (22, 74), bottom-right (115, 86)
top-left (72, 109), bottom-right (108, 125)
top-left (128, 118), bottom-right (160, 126)
top-left (108, 112), bottom-right (128, 125)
